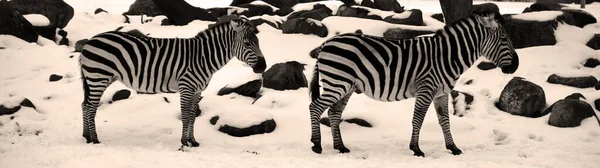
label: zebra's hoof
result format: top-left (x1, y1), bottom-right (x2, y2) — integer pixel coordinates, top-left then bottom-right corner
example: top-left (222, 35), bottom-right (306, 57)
top-left (189, 141), bottom-right (200, 147)
top-left (311, 145), bottom-right (322, 154)
top-left (446, 144), bottom-right (462, 155)
top-left (335, 146), bottom-right (350, 153)
top-left (84, 136), bottom-right (100, 144)
top-left (410, 144), bottom-right (425, 157)
top-left (413, 151), bottom-right (425, 157)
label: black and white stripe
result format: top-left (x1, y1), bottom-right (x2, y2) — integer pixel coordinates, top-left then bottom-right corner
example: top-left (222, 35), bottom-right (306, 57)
top-left (79, 18), bottom-right (266, 147)
top-left (308, 13), bottom-right (519, 156)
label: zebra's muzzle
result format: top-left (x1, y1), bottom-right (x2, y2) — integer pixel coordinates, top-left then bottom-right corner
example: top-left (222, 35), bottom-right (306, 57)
top-left (253, 57), bottom-right (267, 73)
top-left (500, 54), bottom-right (519, 74)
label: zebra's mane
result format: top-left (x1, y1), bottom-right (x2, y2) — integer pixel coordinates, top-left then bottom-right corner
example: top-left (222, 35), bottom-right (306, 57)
top-left (200, 18), bottom-right (258, 37)
top-left (433, 11), bottom-right (504, 37)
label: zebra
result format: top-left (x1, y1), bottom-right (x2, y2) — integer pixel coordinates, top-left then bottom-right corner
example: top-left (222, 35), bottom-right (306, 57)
top-left (308, 12), bottom-right (519, 156)
top-left (79, 18), bottom-right (267, 148)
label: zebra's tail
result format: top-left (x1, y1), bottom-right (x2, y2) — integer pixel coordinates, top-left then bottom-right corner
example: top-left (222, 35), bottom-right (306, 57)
top-left (309, 63), bottom-right (320, 101)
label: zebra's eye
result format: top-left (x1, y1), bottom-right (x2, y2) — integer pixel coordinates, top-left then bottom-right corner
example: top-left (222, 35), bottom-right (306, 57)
top-left (244, 41), bottom-right (251, 46)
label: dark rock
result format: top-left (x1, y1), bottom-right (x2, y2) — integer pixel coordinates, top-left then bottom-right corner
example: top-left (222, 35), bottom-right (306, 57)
top-left (151, 0), bottom-right (217, 25)
top-left (337, 5), bottom-right (383, 21)
top-left (262, 61), bottom-right (308, 90)
top-left (217, 79), bottom-right (262, 98)
top-left (464, 79), bottom-right (473, 85)
top-left (287, 4), bottom-right (332, 21)
top-left (209, 116), bottom-right (219, 125)
top-left (57, 29), bottom-right (68, 46)
top-left (0, 104), bottom-right (21, 116)
top-left (523, 2), bottom-right (566, 13)
top-left (94, 8), bottom-right (108, 14)
top-left (450, 90), bottom-right (474, 117)
top-left (75, 39), bottom-right (88, 52)
top-left (344, 118), bottom-right (372, 127)
top-left (163, 97), bottom-right (170, 103)
top-left (355, 29), bottom-right (363, 34)
top-left (231, 0), bottom-right (321, 9)
top-left (472, 3), bottom-right (500, 15)
top-left (383, 28), bottom-right (434, 40)
top-left (111, 89), bottom-right (131, 102)
top-left (596, 81), bottom-right (600, 90)
top-left (123, 0), bottom-right (165, 16)
top-left (503, 11), bottom-right (574, 49)
top-left (10, 0), bottom-right (74, 29)
top-left (477, 61), bottom-right (497, 71)
top-left (383, 9), bottom-right (424, 26)
top-left (206, 7), bottom-right (231, 18)
top-left (250, 18), bottom-right (281, 29)
top-left (360, 0), bottom-right (376, 8)
top-left (561, 9), bottom-right (596, 28)
top-left (57, 29), bottom-right (66, 36)
top-left (281, 17), bottom-right (328, 37)
top-left (547, 99), bottom-right (596, 127)
top-left (160, 18), bottom-right (171, 26)
top-left (35, 27), bottom-right (58, 41)
top-left (0, 0), bottom-right (38, 43)
top-left (431, 13), bottom-right (444, 23)
top-left (217, 119), bottom-right (276, 137)
top-left (374, 0), bottom-right (404, 13)
top-left (309, 46), bottom-right (320, 58)
top-left (20, 98), bottom-right (35, 109)
top-left (584, 58), bottom-right (600, 68)
top-left (237, 3), bottom-right (276, 17)
top-left (499, 77), bottom-right (546, 117)
top-left (547, 74), bottom-right (598, 88)
top-left (587, 34), bottom-right (600, 50)
top-left (49, 74), bottom-right (63, 82)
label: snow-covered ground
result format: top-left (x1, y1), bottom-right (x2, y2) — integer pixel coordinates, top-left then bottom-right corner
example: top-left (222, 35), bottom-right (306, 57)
top-left (1, 0), bottom-right (600, 167)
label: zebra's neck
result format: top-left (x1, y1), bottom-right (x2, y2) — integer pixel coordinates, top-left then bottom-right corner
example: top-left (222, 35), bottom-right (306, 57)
top-left (193, 24), bottom-right (237, 73)
top-left (432, 17), bottom-right (485, 78)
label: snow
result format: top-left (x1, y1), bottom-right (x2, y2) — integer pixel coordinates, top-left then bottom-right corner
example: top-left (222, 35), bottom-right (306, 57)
top-left (1, 0), bottom-right (600, 168)
top-left (322, 16), bottom-right (442, 37)
top-left (22, 14), bottom-right (50, 27)
top-left (291, 1), bottom-right (343, 15)
top-left (555, 23), bottom-right (595, 44)
top-left (511, 11), bottom-right (563, 21)
top-left (250, 0), bottom-right (279, 11)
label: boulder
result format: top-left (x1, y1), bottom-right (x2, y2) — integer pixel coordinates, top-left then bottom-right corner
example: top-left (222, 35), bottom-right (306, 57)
top-left (309, 46), bottom-right (320, 58)
top-left (94, 8), bottom-right (108, 14)
top-left (35, 26), bottom-right (58, 42)
top-left (0, 104), bottom-right (21, 116)
top-left (336, 5), bottom-right (383, 21)
top-left (383, 28), bottom-right (434, 40)
top-left (583, 58), bottom-right (600, 68)
top-left (547, 98), bottom-right (597, 127)
top-left (160, 18), bottom-right (171, 26)
top-left (250, 17), bottom-right (281, 29)
top-left (75, 39), bottom-right (88, 52)
top-left (374, 0), bottom-right (404, 13)
top-left (231, 0), bottom-right (320, 9)
top-left (498, 77), bottom-right (546, 117)
top-left (472, 3), bottom-right (500, 15)
top-left (522, 2), bottom-right (565, 13)
top-left (596, 81), bottom-right (600, 90)
top-left (20, 98), bottom-right (36, 109)
top-left (360, 0), bottom-right (376, 8)
top-left (110, 89), bottom-right (131, 103)
top-left (431, 13), bottom-right (444, 23)
top-left (217, 79), bottom-right (262, 98)
top-left (49, 74), bottom-right (63, 82)
top-left (547, 74), bottom-right (598, 88)
top-left (57, 29), bottom-right (68, 45)
top-left (287, 4), bottom-right (333, 21)
top-left (595, 98), bottom-right (600, 111)
top-left (10, 0), bottom-right (74, 29)
top-left (383, 9), bottom-right (424, 26)
top-left (236, 3), bottom-right (276, 17)
top-left (477, 61), bottom-right (497, 71)
top-left (586, 34), bottom-right (600, 50)
top-left (210, 115), bottom-right (276, 137)
top-left (0, 0), bottom-right (38, 43)
top-left (281, 17), bottom-right (328, 37)
top-left (451, 90), bottom-right (474, 117)
top-left (502, 11), bottom-right (574, 49)
top-left (151, 0), bottom-right (217, 25)
top-left (123, 0), bottom-right (165, 16)
top-left (561, 9), bottom-right (596, 28)
top-left (262, 61), bottom-right (308, 90)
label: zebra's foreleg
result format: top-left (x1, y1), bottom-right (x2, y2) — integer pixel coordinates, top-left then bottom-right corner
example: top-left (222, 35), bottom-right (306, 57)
top-left (178, 87), bottom-right (200, 148)
top-left (193, 94), bottom-right (203, 117)
top-left (433, 94), bottom-right (462, 155)
top-left (328, 93), bottom-right (353, 153)
top-left (409, 89), bottom-right (434, 157)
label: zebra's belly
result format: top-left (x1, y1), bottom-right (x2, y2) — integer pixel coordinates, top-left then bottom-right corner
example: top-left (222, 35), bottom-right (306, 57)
top-left (118, 73), bottom-right (180, 94)
top-left (357, 79), bottom-right (417, 102)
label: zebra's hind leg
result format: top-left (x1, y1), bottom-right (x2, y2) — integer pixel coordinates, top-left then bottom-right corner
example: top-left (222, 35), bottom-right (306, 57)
top-left (328, 93), bottom-right (353, 153)
top-left (178, 87), bottom-right (200, 148)
top-left (81, 76), bottom-right (111, 144)
top-left (409, 88), bottom-right (434, 157)
top-left (433, 94), bottom-right (462, 155)
top-left (309, 100), bottom-right (328, 154)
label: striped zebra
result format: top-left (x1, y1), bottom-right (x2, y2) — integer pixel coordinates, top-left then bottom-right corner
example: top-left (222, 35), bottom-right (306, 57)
top-left (309, 12), bottom-right (519, 156)
top-left (79, 18), bottom-right (266, 148)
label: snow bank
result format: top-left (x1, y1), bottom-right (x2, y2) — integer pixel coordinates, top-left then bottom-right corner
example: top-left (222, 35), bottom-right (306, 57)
top-left (0, 35), bottom-right (35, 49)
top-left (291, 1), bottom-right (343, 15)
top-left (22, 14), bottom-right (50, 27)
top-left (512, 11), bottom-right (563, 21)
top-left (555, 23), bottom-right (595, 44)
top-left (250, 0), bottom-right (279, 11)
top-left (322, 16), bottom-right (441, 37)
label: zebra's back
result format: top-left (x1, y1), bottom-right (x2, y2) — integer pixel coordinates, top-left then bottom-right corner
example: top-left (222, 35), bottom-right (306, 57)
top-left (317, 33), bottom-right (434, 102)
top-left (80, 31), bottom-right (186, 93)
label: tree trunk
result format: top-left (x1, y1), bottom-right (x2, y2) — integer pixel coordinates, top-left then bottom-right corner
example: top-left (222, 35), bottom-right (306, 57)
top-left (439, 0), bottom-right (472, 25)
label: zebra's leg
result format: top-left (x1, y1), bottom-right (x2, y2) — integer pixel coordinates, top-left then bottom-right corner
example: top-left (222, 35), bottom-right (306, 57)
top-left (309, 100), bottom-right (327, 154)
top-left (179, 87), bottom-right (200, 147)
top-left (409, 89), bottom-right (434, 157)
top-left (328, 93), bottom-right (353, 153)
top-left (433, 94), bottom-right (462, 155)
top-left (81, 77), bottom-right (111, 144)
top-left (193, 95), bottom-right (203, 117)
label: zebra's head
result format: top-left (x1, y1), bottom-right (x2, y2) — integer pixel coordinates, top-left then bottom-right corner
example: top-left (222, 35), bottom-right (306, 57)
top-left (476, 13), bottom-right (519, 74)
top-left (230, 18), bottom-right (267, 73)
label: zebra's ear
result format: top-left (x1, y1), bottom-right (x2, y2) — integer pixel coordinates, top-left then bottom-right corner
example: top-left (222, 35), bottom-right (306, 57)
top-left (476, 14), bottom-right (500, 29)
top-left (230, 20), bottom-right (243, 32)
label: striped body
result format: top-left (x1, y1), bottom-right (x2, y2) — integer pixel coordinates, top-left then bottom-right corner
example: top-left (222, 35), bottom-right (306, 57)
top-left (79, 19), bottom-right (266, 147)
top-left (309, 13), bottom-right (519, 156)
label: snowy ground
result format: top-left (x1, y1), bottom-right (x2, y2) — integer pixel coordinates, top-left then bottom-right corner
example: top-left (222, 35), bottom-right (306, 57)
top-left (1, 0), bottom-right (600, 167)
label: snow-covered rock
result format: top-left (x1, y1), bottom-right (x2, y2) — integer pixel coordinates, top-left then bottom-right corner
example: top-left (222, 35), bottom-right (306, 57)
top-left (498, 77), bottom-right (547, 117)
top-left (22, 14), bottom-right (50, 27)
top-left (547, 74), bottom-right (598, 89)
top-left (547, 95), bottom-right (598, 127)
top-left (262, 61), bottom-right (308, 91)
